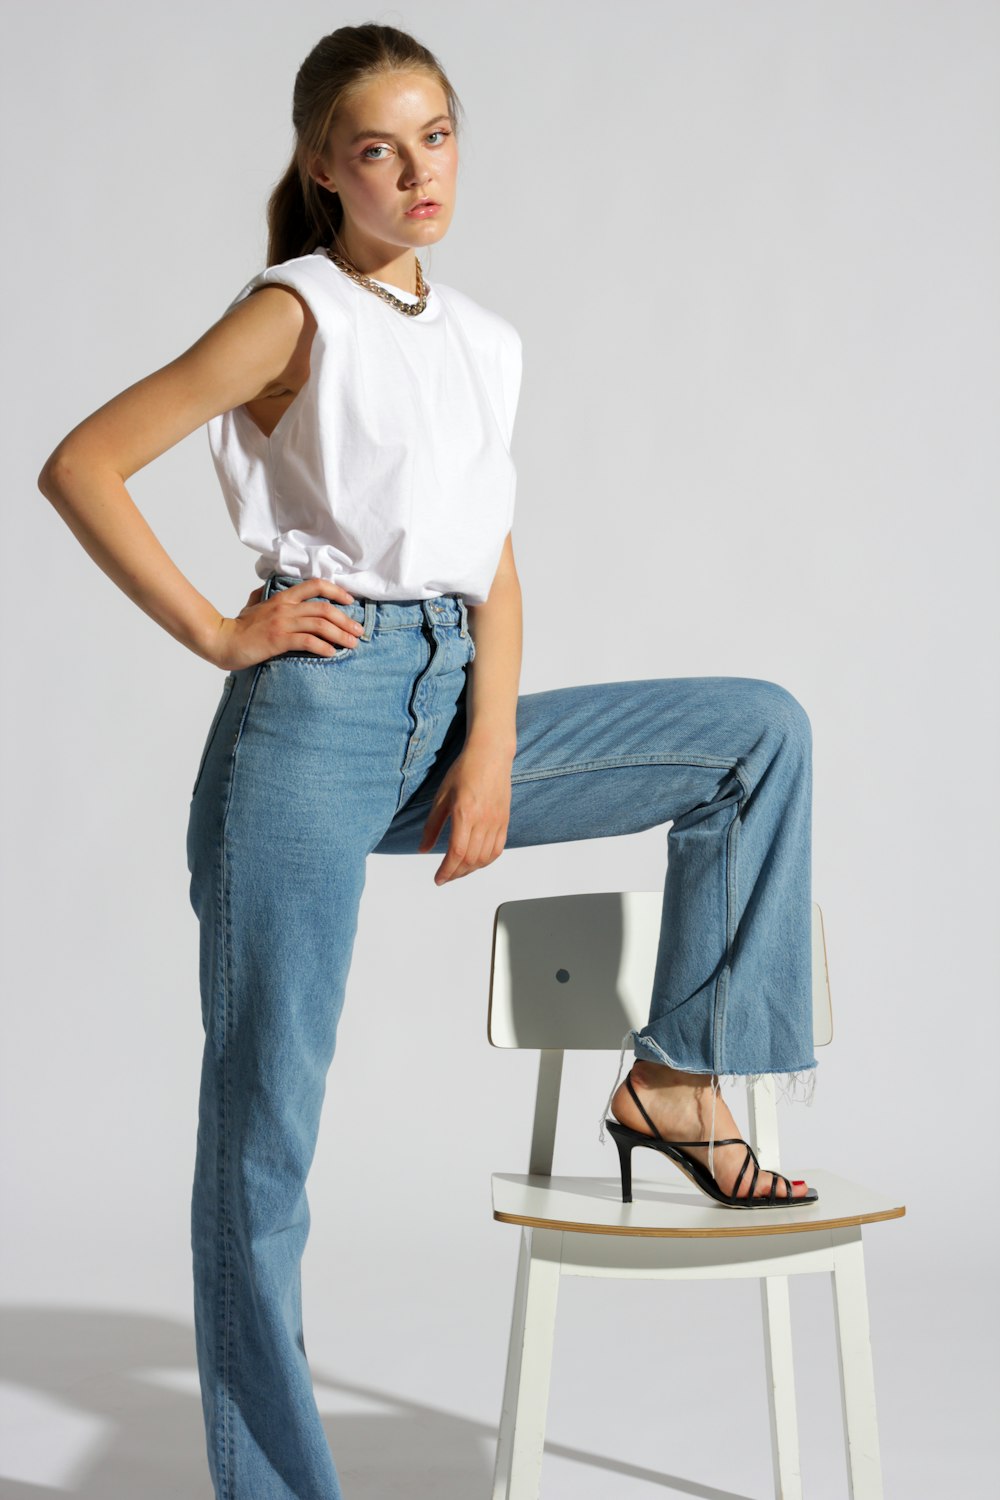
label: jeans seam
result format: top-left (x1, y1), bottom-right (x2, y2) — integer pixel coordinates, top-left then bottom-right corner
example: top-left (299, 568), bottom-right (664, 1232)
top-left (217, 662), bottom-right (265, 1497)
top-left (191, 674), bottom-right (236, 800)
top-left (261, 650), bottom-right (353, 666)
top-left (713, 762), bottom-right (752, 1074)
top-left (509, 752), bottom-right (740, 785)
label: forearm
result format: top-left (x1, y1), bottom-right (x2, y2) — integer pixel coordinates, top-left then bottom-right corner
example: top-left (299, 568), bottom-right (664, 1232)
top-left (38, 454), bottom-right (226, 664)
top-left (464, 568), bottom-right (522, 760)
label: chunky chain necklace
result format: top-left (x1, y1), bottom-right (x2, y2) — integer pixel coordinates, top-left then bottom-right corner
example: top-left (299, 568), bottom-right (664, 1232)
top-left (323, 245), bottom-right (429, 317)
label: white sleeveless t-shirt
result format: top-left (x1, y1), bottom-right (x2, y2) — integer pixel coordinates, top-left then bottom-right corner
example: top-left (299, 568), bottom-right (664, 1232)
top-left (206, 247), bottom-right (523, 604)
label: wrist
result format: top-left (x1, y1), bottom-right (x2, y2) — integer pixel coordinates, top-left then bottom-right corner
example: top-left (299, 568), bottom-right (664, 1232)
top-left (192, 607), bottom-right (231, 667)
top-left (464, 725), bottom-right (517, 762)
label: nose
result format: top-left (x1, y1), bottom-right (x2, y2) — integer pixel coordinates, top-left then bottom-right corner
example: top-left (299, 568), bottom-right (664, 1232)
top-left (400, 151), bottom-right (432, 185)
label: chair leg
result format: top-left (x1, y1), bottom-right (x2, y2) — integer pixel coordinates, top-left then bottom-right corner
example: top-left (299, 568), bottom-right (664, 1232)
top-left (830, 1227), bottom-right (884, 1499)
top-left (493, 1227), bottom-right (532, 1498)
top-left (492, 1226), bottom-right (561, 1500)
top-left (760, 1275), bottom-right (803, 1500)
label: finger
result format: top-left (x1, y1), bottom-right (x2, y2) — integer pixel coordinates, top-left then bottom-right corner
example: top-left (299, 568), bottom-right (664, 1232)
top-left (419, 798), bottom-right (450, 853)
top-left (435, 809), bottom-right (493, 883)
top-left (306, 602), bottom-right (366, 635)
top-left (434, 829), bottom-right (471, 884)
top-left (434, 852), bottom-right (467, 882)
top-left (295, 608), bottom-right (365, 645)
top-left (285, 633), bottom-right (353, 657)
top-left (437, 808), bottom-right (503, 881)
top-left (460, 822), bottom-right (490, 874)
top-left (284, 576), bottom-right (356, 603)
top-left (470, 824), bottom-right (506, 873)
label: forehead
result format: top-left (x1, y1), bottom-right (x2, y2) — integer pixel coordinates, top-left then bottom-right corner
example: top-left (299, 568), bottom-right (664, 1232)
top-left (336, 70), bottom-right (450, 133)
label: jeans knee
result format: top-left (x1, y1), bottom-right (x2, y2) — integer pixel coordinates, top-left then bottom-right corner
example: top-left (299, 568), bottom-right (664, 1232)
top-left (745, 679), bottom-right (812, 755)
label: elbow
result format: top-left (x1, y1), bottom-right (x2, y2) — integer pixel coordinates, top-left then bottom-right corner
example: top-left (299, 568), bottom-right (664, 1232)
top-left (37, 448), bottom-right (80, 507)
top-left (39, 440), bottom-right (124, 506)
top-left (37, 452), bottom-right (66, 504)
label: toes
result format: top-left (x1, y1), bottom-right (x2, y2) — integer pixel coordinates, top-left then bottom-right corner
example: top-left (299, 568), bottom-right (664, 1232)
top-left (752, 1171), bottom-right (808, 1199)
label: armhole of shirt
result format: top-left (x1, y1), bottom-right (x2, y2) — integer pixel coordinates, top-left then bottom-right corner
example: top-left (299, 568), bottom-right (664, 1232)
top-left (227, 264), bottom-right (327, 336)
top-left (221, 264), bottom-right (330, 440)
top-left (243, 277), bottom-right (316, 329)
top-left (500, 325), bottom-right (524, 450)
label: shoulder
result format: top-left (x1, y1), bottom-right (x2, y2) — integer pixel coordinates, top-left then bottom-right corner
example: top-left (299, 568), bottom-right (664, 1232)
top-left (224, 249), bottom-right (349, 321)
top-left (433, 282), bottom-right (522, 360)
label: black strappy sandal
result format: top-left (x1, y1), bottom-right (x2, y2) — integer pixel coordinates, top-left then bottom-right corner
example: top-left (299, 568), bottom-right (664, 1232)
top-left (605, 1073), bottom-right (819, 1209)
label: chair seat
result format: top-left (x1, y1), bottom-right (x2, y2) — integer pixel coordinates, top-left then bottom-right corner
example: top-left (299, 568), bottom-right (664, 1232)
top-left (492, 1168), bottom-right (905, 1238)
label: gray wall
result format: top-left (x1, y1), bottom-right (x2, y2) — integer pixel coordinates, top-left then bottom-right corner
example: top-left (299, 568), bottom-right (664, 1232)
top-left (2, 2), bottom-right (997, 1495)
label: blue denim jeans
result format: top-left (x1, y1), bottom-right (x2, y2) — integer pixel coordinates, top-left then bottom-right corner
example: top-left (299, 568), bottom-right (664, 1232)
top-left (186, 571), bottom-right (818, 1498)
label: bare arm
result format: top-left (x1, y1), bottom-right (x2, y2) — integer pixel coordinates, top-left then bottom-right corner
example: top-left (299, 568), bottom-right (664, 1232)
top-left (36, 284), bottom-right (359, 669)
top-left (464, 531), bottom-right (522, 760)
top-left (415, 532), bottom-right (522, 882)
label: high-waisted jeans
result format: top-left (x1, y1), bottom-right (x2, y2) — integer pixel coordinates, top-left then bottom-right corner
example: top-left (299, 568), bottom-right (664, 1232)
top-left (186, 572), bottom-right (818, 1499)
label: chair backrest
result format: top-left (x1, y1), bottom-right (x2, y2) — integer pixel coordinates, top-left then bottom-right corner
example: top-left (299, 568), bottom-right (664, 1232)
top-left (487, 892), bottom-right (832, 1174)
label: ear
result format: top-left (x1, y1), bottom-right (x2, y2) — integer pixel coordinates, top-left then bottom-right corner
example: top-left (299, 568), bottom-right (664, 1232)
top-left (307, 155), bottom-right (337, 194)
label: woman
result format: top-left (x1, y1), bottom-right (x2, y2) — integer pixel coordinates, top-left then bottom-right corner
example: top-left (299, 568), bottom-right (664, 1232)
top-left (38, 21), bottom-right (820, 1500)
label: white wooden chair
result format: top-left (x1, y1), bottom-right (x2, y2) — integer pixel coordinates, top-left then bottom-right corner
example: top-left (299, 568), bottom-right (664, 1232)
top-left (488, 892), bottom-right (905, 1500)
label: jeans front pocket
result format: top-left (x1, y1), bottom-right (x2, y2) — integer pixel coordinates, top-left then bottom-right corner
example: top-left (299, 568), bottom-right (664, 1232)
top-left (191, 672), bottom-right (236, 798)
top-left (268, 642), bottom-right (357, 664)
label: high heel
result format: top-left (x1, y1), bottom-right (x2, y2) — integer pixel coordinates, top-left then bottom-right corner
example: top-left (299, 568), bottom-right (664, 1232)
top-left (606, 1073), bottom-right (819, 1210)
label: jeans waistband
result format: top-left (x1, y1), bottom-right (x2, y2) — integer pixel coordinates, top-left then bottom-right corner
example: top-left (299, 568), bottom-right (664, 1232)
top-left (261, 573), bottom-right (470, 640)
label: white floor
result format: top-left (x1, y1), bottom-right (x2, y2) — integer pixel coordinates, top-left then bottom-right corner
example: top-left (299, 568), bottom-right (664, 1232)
top-left (1, 1242), bottom-right (994, 1499)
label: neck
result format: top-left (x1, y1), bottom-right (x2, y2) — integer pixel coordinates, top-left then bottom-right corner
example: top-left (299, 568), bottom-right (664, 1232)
top-left (333, 231), bottom-right (418, 295)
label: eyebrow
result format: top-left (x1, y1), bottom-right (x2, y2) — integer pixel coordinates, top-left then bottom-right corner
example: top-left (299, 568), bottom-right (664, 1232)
top-left (348, 113), bottom-right (451, 145)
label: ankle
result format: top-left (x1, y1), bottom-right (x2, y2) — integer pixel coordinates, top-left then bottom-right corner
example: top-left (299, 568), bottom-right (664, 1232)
top-left (631, 1058), bottom-right (715, 1091)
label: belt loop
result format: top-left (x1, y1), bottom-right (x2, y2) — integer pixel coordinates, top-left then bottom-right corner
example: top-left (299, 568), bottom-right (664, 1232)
top-left (457, 596), bottom-right (469, 637)
top-left (362, 599), bottom-right (376, 641)
top-left (262, 572), bottom-right (277, 601)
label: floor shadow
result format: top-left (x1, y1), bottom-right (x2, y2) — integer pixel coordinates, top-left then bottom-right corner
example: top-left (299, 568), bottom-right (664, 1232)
top-left (0, 1305), bottom-right (754, 1499)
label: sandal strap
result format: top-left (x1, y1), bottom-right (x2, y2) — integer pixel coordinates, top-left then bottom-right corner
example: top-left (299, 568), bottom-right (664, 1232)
top-left (625, 1073), bottom-right (662, 1140)
top-left (620, 1074), bottom-right (746, 1140)
top-left (671, 1138), bottom-right (747, 1147)
top-left (624, 1074), bottom-right (794, 1202)
top-left (733, 1143), bottom-right (758, 1200)
top-left (623, 1077), bottom-right (745, 1149)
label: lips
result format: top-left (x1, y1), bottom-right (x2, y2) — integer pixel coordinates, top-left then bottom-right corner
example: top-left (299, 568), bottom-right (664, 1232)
top-left (406, 197), bottom-right (438, 209)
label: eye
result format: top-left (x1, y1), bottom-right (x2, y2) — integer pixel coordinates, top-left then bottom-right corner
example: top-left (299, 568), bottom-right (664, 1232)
top-left (361, 128), bottom-right (451, 162)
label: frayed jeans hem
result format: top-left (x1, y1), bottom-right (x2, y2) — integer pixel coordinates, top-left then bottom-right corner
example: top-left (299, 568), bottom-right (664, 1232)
top-left (598, 1027), bottom-right (818, 1147)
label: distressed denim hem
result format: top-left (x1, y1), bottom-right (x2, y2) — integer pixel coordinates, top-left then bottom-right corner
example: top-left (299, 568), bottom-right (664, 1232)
top-left (636, 1035), bottom-right (818, 1101)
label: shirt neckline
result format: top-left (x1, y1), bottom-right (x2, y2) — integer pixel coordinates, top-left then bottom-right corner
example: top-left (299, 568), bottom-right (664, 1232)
top-left (370, 276), bottom-right (421, 303)
top-left (312, 246), bottom-right (433, 312)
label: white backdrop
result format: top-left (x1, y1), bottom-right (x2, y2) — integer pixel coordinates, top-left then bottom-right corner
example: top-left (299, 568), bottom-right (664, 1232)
top-left (2, 3), bottom-right (997, 1497)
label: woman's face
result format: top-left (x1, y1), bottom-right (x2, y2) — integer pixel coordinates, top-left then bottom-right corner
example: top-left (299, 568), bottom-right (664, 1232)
top-left (313, 70), bottom-right (457, 265)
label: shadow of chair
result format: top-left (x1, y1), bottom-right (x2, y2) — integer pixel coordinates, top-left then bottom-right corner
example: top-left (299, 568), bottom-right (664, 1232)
top-left (488, 891), bottom-right (905, 1500)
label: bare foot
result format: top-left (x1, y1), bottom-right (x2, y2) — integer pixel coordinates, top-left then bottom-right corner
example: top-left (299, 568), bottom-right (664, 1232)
top-left (611, 1060), bottom-right (813, 1201)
